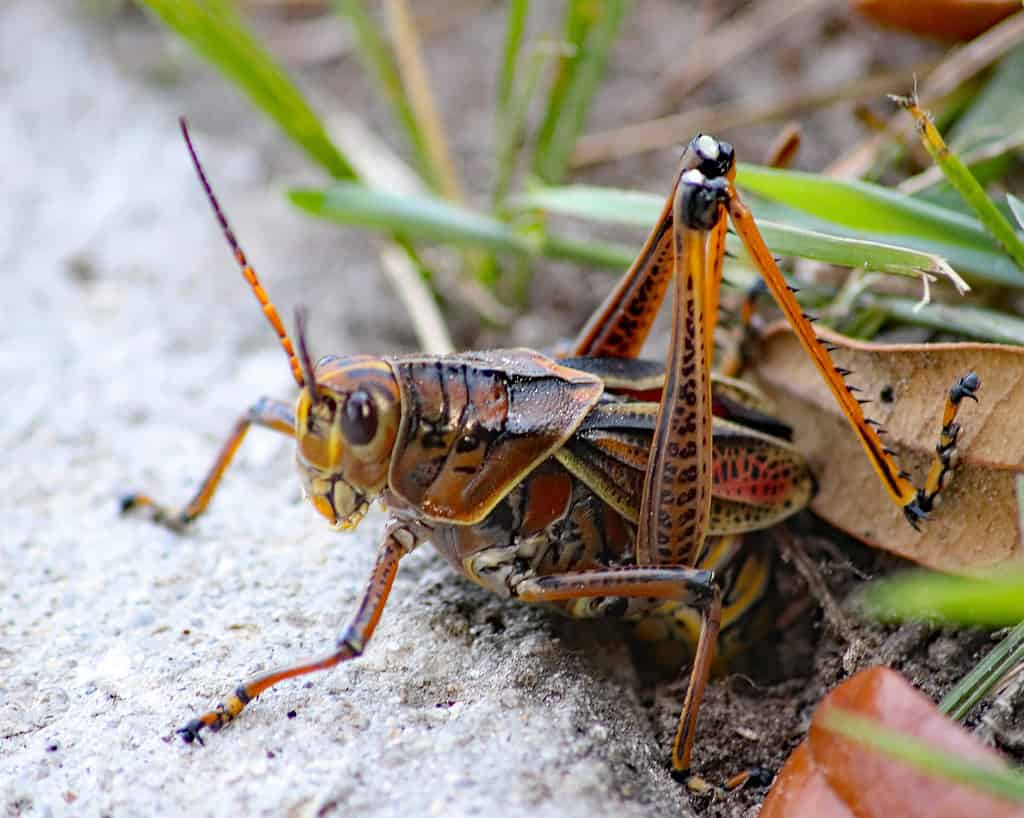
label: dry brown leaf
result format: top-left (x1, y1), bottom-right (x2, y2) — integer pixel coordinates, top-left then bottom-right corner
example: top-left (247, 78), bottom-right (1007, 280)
top-left (760, 667), bottom-right (1024, 818)
top-left (852, 0), bottom-right (1022, 42)
top-left (751, 323), bottom-right (1024, 572)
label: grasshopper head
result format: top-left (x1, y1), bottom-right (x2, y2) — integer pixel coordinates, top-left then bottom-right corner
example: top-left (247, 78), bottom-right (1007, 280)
top-left (293, 352), bottom-right (402, 530)
top-left (175, 120), bottom-right (401, 531)
top-left (289, 310), bottom-right (400, 530)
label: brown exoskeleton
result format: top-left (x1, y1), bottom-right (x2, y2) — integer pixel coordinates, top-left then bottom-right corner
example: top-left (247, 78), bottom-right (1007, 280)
top-left (123, 122), bottom-right (979, 783)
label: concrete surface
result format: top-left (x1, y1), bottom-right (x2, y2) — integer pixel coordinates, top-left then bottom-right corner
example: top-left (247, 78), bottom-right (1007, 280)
top-left (0, 4), bottom-right (690, 816)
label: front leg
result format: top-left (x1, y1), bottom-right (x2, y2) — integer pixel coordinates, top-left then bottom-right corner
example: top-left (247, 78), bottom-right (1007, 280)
top-left (120, 397), bottom-right (294, 531)
top-left (178, 523), bottom-right (417, 744)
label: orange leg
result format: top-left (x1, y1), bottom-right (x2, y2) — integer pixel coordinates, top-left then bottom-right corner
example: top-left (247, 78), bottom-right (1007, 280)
top-left (120, 397), bottom-right (294, 531)
top-left (178, 524), bottom-right (416, 744)
top-left (631, 169), bottom-right (730, 775)
top-left (914, 372), bottom-right (980, 523)
top-left (637, 170), bottom-right (728, 569)
top-left (726, 188), bottom-right (929, 521)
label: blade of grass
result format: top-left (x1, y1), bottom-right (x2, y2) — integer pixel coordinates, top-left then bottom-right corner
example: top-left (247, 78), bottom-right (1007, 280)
top-left (531, 1), bottom-right (592, 181)
top-left (493, 44), bottom-right (568, 209)
top-left (859, 295), bottom-right (1024, 345)
top-left (289, 183), bottom-right (638, 270)
top-left (532, 0), bottom-right (629, 183)
top-left (290, 184), bottom-right (534, 254)
top-left (737, 163), bottom-right (995, 249)
top-left (511, 186), bottom-right (962, 283)
top-left (539, 232), bottom-right (637, 269)
top-left (940, 619), bottom-right (1024, 721)
top-left (497, 0), bottom-right (529, 123)
top-left (861, 571), bottom-right (1024, 626)
top-left (333, 0), bottom-right (441, 192)
top-left (822, 708), bottom-right (1024, 804)
top-left (1009, 193), bottom-right (1024, 230)
top-left (511, 185), bottom-right (661, 226)
top-left (947, 42), bottom-right (1024, 161)
top-left (737, 166), bottom-right (1024, 288)
top-left (893, 95), bottom-right (1024, 274)
top-left (136, 0), bottom-right (354, 179)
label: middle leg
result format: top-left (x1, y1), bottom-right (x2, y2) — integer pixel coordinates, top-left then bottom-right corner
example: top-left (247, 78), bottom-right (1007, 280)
top-left (513, 564), bottom-right (721, 776)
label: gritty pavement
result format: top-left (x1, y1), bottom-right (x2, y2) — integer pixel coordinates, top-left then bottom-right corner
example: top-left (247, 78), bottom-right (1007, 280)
top-left (0, 4), bottom-right (692, 816)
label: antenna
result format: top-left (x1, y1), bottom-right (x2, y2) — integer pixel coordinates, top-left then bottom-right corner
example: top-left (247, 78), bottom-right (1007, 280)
top-left (179, 117), bottom-right (305, 389)
top-left (294, 305), bottom-right (319, 404)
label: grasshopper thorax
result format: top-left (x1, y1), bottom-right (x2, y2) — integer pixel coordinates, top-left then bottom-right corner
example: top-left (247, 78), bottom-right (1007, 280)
top-left (294, 355), bottom-right (401, 530)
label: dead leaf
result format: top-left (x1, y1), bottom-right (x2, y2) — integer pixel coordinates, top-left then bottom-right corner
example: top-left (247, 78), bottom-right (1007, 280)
top-left (751, 323), bottom-right (1024, 572)
top-left (852, 0), bottom-right (1022, 41)
top-left (760, 666), bottom-right (1024, 818)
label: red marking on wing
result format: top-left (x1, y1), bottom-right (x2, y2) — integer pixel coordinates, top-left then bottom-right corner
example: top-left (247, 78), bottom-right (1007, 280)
top-left (712, 452), bottom-right (797, 506)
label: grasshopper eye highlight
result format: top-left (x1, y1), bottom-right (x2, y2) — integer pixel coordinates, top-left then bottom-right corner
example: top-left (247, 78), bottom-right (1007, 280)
top-left (343, 391), bottom-right (377, 446)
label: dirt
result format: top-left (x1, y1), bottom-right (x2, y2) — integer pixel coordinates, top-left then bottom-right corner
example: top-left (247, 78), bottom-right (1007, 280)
top-left (3, 2), bottom-right (1011, 817)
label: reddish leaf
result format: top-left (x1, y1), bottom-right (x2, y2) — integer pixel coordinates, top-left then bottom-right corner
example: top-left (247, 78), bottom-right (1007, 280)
top-left (760, 667), bottom-right (1024, 818)
top-left (852, 0), bottom-right (1022, 41)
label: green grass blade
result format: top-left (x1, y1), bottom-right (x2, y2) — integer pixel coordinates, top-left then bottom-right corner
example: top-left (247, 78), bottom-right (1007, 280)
top-left (822, 709), bottom-right (1024, 804)
top-left (539, 232), bottom-right (635, 269)
top-left (332, 0), bottom-right (440, 192)
top-left (940, 619), bottom-right (1024, 720)
top-left (737, 163), bottom-right (994, 248)
top-left (947, 42), bottom-right (1024, 167)
top-left (532, 0), bottom-right (629, 183)
top-left (136, 0), bottom-right (355, 180)
top-left (861, 571), bottom-right (1024, 626)
top-left (493, 47), bottom-right (555, 208)
top-left (893, 95), bottom-right (1024, 274)
top-left (743, 187), bottom-right (1024, 288)
top-left (859, 295), bottom-right (1024, 345)
top-left (290, 184), bottom-right (533, 255)
top-left (511, 186), bottom-right (959, 280)
top-left (512, 185), bottom-right (659, 226)
top-left (497, 0), bottom-right (529, 123)
top-left (531, 1), bottom-right (592, 181)
top-left (1009, 193), bottom-right (1024, 230)
top-left (289, 184), bottom-right (640, 271)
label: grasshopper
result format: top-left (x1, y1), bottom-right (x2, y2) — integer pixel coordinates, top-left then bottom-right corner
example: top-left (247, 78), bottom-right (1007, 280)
top-left (124, 122), bottom-right (979, 781)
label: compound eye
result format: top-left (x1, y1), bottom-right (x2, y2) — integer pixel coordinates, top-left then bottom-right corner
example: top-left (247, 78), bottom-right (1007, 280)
top-left (342, 390), bottom-right (377, 446)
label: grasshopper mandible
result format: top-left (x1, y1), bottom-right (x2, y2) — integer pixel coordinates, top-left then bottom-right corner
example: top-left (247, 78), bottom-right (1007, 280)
top-left (123, 122), bottom-right (979, 781)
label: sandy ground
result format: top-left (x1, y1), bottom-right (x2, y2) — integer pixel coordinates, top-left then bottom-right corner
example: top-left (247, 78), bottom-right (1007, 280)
top-left (1, 3), bottom-right (955, 817)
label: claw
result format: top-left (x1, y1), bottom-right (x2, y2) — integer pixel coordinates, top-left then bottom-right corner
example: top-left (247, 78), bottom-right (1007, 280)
top-left (950, 372), bottom-right (980, 404)
top-left (903, 494), bottom-right (929, 530)
top-left (745, 765), bottom-right (775, 788)
top-left (177, 719), bottom-right (206, 745)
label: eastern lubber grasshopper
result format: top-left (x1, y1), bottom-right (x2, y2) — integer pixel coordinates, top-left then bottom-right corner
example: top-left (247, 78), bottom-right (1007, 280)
top-left (123, 121), bottom-right (980, 783)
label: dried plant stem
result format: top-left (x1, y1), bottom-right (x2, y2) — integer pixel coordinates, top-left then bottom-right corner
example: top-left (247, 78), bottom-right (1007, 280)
top-left (893, 93), bottom-right (1024, 273)
top-left (385, 0), bottom-right (465, 203)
